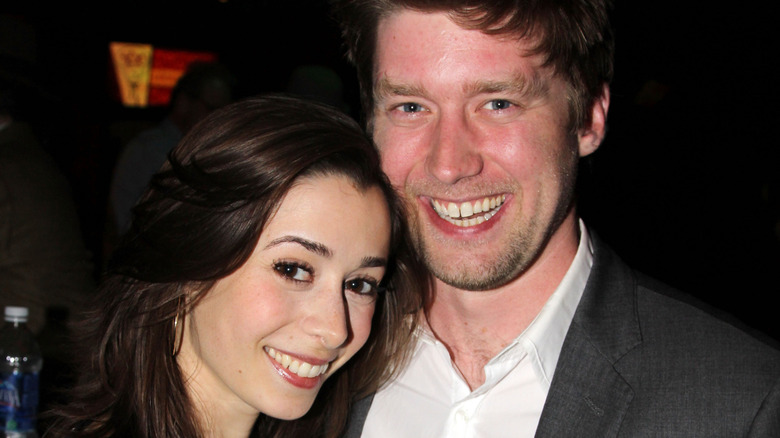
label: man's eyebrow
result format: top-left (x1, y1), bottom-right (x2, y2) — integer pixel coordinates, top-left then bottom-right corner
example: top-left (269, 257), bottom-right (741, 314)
top-left (265, 236), bottom-right (332, 258)
top-left (374, 72), bottom-right (550, 102)
top-left (375, 78), bottom-right (427, 100)
top-left (463, 71), bottom-right (550, 99)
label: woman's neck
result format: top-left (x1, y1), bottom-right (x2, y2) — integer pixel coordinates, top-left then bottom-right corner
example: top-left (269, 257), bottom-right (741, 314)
top-left (183, 370), bottom-right (258, 438)
top-left (193, 396), bottom-right (258, 438)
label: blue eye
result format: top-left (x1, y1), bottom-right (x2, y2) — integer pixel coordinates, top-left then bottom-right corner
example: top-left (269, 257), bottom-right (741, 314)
top-left (273, 262), bottom-right (312, 282)
top-left (484, 99), bottom-right (513, 110)
top-left (400, 103), bottom-right (423, 113)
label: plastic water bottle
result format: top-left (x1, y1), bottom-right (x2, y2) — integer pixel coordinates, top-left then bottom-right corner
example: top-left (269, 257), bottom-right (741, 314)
top-left (0, 307), bottom-right (43, 438)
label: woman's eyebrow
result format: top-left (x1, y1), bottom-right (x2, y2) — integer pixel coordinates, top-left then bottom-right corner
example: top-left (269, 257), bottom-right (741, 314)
top-left (265, 236), bottom-right (332, 258)
top-left (266, 236), bottom-right (387, 268)
top-left (361, 256), bottom-right (388, 268)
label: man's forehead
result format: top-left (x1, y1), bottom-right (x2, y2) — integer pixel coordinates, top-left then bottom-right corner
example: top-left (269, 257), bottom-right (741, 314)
top-left (377, 8), bottom-right (541, 49)
top-left (374, 11), bottom-right (552, 92)
top-left (376, 9), bottom-right (544, 66)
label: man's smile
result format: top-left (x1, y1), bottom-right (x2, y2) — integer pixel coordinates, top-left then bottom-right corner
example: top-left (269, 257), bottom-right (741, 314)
top-left (430, 195), bottom-right (506, 227)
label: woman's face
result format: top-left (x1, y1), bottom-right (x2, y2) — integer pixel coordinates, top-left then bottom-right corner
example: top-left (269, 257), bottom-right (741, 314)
top-left (178, 174), bottom-right (391, 424)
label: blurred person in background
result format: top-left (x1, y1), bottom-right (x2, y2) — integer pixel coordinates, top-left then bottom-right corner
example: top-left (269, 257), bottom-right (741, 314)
top-left (1, 52), bottom-right (96, 417)
top-left (109, 61), bottom-right (236, 237)
top-left (0, 54), bottom-right (94, 337)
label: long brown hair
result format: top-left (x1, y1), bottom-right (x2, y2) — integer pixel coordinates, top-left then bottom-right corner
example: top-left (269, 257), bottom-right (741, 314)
top-left (44, 94), bottom-right (429, 438)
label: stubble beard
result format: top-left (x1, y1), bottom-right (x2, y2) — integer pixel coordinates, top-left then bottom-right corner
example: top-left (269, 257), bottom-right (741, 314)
top-left (409, 210), bottom-right (538, 291)
top-left (408, 157), bottom-right (580, 292)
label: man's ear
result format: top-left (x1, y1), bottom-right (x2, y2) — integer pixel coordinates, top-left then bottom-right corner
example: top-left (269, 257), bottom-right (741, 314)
top-left (578, 85), bottom-right (610, 157)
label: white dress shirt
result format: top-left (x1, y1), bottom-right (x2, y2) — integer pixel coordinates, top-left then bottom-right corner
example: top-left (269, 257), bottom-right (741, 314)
top-left (362, 222), bottom-right (594, 438)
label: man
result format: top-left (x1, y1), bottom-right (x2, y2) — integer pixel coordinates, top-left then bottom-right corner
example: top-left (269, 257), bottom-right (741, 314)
top-left (331, 0), bottom-right (780, 436)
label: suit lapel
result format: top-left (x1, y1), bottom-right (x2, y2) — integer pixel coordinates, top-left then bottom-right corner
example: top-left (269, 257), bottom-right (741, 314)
top-left (535, 233), bottom-right (642, 437)
top-left (343, 394), bottom-right (374, 438)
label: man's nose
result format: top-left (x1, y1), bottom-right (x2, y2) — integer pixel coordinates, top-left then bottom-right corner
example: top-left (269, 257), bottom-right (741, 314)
top-left (301, 285), bottom-right (350, 350)
top-left (425, 112), bottom-right (483, 185)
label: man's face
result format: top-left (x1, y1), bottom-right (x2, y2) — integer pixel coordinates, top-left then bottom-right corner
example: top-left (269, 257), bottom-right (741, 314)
top-left (372, 10), bottom-right (606, 291)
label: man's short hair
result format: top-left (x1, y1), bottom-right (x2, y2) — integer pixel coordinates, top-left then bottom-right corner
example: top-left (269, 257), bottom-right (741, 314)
top-left (331, 0), bottom-right (614, 131)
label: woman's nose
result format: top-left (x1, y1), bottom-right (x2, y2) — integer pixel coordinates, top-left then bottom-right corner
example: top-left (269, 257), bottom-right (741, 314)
top-left (301, 286), bottom-right (350, 349)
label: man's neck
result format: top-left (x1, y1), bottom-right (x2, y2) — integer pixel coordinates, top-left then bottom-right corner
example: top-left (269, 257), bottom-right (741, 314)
top-left (425, 213), bottom-right (581, 390)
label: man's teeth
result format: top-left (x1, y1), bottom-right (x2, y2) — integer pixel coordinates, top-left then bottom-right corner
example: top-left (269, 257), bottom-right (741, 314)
top-left (432, 195), bottom-right (505, 227)
top-left (264, 347), bottom-right (329, 378)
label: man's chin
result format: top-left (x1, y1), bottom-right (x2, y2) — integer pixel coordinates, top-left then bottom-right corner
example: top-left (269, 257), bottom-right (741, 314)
top-left (420, 244), bottom-right (529, 292)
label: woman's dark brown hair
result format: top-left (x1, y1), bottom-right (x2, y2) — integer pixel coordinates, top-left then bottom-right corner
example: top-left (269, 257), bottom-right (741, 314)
top-left (44, 94), bottom-right (429, 438)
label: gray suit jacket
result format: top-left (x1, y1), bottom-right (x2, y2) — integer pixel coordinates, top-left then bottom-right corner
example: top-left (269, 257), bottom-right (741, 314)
top-left (344, 233), bottom-right (780, 437)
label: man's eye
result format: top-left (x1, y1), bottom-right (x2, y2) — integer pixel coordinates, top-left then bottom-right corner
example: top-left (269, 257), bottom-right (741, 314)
top-left (483, 99), bottom-right (513, 110)
top-left (273, 262), bottom-right (312, 282)
top-left (344, 278), bottom-right (378, 295)
top-left (399, 102), bottom-right (424, 113)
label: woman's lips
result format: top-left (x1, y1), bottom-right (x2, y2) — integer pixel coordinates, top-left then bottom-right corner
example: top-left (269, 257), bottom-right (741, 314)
top-left (264, 346), bottom-right (331, 389)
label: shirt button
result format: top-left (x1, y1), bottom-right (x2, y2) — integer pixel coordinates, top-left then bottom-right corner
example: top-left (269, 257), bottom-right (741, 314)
top-left (455, 409), bottom-right (469, 423)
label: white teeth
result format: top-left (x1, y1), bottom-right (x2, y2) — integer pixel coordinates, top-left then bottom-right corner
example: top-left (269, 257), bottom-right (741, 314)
top-left (264, 347), bottom-right (329, 379)
top-left (279, 352), bottom-right (291, 368)
top-left (447, 203), bottom-right (460, 218)
top-left (432, 195), bottom-right (505, 227)
top-left (460, 202), bottom-right (473, 217)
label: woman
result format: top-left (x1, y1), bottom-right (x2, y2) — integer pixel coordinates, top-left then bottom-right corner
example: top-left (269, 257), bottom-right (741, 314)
top-left (45, 95), bottom-right (429, 437)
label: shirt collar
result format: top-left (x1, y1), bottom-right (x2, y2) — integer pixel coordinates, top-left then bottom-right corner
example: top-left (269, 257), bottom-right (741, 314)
top-left (413, 220), bottom-right (594, 389)
top-left (520, 219), bottom-right (593, 386)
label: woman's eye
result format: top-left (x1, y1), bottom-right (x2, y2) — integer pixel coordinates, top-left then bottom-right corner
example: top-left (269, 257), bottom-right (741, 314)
top-left (273, 262), bottom-right (312, 282)
top-left (483, 99), bottom-right (513, 110)
top-left (344, 278), bottom-right (378, 296)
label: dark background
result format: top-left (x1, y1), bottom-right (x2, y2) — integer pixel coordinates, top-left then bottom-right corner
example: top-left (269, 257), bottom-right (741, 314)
top-left (2, 1), bottom-right (778, 341)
